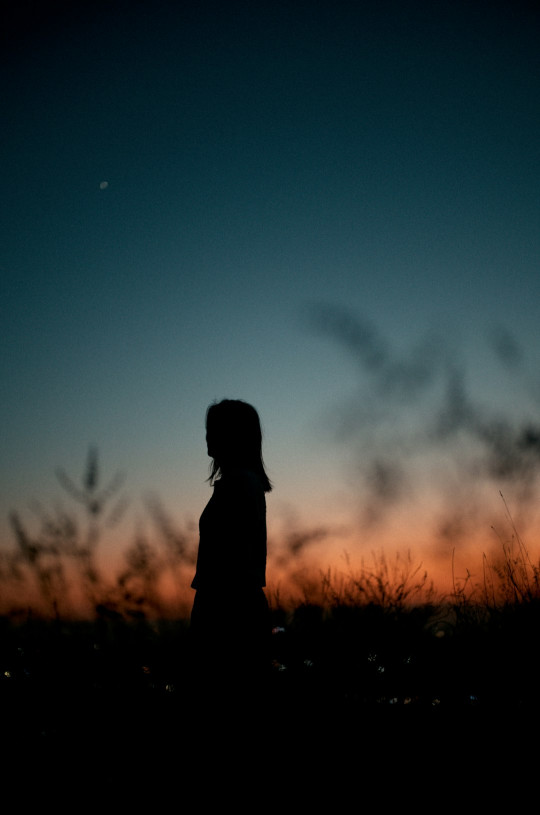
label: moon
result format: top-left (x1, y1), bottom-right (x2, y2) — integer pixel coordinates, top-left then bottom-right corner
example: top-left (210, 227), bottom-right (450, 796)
top-left (99, 181), bottom-right (109, 190)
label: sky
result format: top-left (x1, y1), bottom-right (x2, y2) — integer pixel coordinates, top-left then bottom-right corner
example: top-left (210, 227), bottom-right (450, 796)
top-left (2, 0), bottom-right (540, 603)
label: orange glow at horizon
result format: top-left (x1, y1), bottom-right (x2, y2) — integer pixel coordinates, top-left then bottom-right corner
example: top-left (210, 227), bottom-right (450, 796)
top-left (3, 493), bottom-right (540, 619)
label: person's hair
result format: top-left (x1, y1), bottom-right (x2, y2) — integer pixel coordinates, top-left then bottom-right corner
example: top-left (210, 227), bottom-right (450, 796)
top-left (205, 399), bottom-right (272, 492)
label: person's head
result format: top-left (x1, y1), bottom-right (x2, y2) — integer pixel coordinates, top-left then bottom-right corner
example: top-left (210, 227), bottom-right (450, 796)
top-left (205, 399), bottom-right (272, 492)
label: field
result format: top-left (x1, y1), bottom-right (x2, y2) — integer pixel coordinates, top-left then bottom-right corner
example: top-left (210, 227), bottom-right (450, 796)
top-left (2, 459), bottom-right (539, 801)
top-left (2, 576), bottom-right (539, 803)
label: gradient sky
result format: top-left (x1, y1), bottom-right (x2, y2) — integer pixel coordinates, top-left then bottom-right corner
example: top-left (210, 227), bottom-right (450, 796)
top-left (2, 0), bottom-right (540, 594)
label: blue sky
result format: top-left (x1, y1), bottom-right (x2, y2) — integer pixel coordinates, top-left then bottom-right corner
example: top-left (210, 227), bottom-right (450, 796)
top-left (2, 1), bottom-right (540, 582)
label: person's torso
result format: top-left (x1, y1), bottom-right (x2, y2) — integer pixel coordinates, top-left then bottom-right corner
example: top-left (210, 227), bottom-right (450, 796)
top-left (192, 468), bottom-right (267, 589)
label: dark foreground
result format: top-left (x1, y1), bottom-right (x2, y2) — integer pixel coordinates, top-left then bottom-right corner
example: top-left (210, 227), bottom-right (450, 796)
top-left (2, 607), bottom-right (539, 804)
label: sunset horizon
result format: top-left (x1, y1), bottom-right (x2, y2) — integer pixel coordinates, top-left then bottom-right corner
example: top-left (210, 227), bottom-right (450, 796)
top-left (3, 442), bottom-right (539, 620)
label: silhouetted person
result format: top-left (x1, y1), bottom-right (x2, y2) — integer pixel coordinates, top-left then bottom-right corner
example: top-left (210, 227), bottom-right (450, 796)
top-left (189, 399), bottom-right (272, 712)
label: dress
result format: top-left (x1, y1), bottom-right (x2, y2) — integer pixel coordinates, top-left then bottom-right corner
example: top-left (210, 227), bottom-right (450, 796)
top-left (190, 467), bottom-right (270, 683)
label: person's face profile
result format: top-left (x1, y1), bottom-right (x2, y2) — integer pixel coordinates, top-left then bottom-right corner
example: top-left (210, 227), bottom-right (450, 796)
top-left (206, 430), bottom-right (214, 458)
top-left (206, 418), bottom-right (222, 460)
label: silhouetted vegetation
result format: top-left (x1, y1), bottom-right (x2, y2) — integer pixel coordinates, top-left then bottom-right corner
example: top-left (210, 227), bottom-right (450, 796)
top-left (1, 448), bottom-right (196, 620)
top-left (2, 451), bottom-right (540, 793)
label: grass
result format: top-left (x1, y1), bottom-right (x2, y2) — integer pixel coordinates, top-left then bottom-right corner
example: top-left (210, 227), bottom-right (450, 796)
top-left (2, 528), bottom-right (540, 711)
top-left (2, 535), bottom-right (539, 798)
top-left (2, 452), bottom-right (540, 794)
